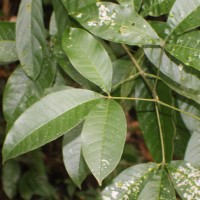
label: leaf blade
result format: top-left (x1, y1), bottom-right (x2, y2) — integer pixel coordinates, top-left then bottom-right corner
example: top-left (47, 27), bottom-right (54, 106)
top-left (82, 99), bottom-right (127, 184)
top-left (62, 28), bottom-right (113, 94)
top-left (2, 89), bottom-right (102, 162)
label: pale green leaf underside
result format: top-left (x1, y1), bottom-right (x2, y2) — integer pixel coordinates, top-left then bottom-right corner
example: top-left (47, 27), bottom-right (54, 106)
top-left (82, 99), bottom-right (127, 185)
top-left (116, 0), bottom-right (134, 9)
top-left (62, 123), bottom-right (89, 188)
top-left (3, 89), bottom-right (102, 162)
top-left (0, 22), bottom-right (18, 63)
top-left (168, 161), bottom-right (200, 200)
top-left (62, 28), bottom-right (112, 94)
top-left (167, 0), bottom-right (200, 35)
top-left (16, 0), bottom-right (46, 80)
top-left (138, 169), bottom-right (176, 200)
top-left (70, 2), bottom-right (160, 45)
top-left (141, 0), bottom-right (175, 17)
top-left (101, 163), bottom-right (158, 199)
top-left (184, 132), bottom-right (200, 164)
top-left (144, 47), bottom-right (200, 104)
top-left (166, 31), bottom-right (200, 71)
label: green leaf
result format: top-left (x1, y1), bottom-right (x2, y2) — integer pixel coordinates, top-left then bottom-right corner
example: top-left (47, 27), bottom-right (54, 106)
top-left (138, 169), bottom-right (176, 200)
top-left (135, 79), bottom-right (175, 163)
top-left (144, 47), bottom-right (200, 104)
top-left (62, 28), bottom-right (112, 94)
top-left (166, 31), bottom-right (200, 71)
top-left (2, 89), bottom-right (102, 163)
top-left (185, 132), bottom-right (200, 164)
top-left (82, 99), bottom-right (127, 185)
top-left (69, 2), bottom-right (160, 45)
top-left (116, 0), bottom-right (134, 9)
top-left (134, 0), bottom-right (143, 13)
top-left (52, 0), bottom-right (70, 38)
top-left (168, 161), bottom-right (200, 199)
top-left (3, 59), bottom-right (56, 127)
top-left (167, 0), bottom-right (200, 35)
top-left (101, 163), bottom-right (158, 199)
top-left (16, 0), bottom-right (46, 80)
top-left (3, 160), bottom-right (21, 199)
top-left (0, 22), bottom-right (18, 64)
top-left (61, 0), bottom-right (96, 14)
top-left (140, 0), bottom-right (175, 17)
top-left (62, 123), bottom-right (89, 188)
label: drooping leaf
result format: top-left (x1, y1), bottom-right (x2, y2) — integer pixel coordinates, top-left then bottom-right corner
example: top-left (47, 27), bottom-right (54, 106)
top-left (168, 161), bottom-right (200, 199)
top-left (0, 22), bottom-right (18, 64)
top-left (101, 163), bottom-right (158, 199)
top-left (82, 99), bottom-right (127, 185)
top-left (144, 47), bottom-right (200, 104)
top-left (138, 169), bottom-right (176, 200)
top-left (140, 0), bottom-right (175, 17)
top-left (16, 0), bottom-right (46, 80)
top-left (66, 2), bottom-right (160, 45)
top-left (167, 0), bottom-right (200, 35)
top-left (62, 123), bottom-right (89, 188)
top-left (184, 132), bottom-right (200, 164)
top-left (2, 160), bottom-right (21, 199)
top-left (62, 28), bottom-right (112, 94)
top-left (166, 31), bottom-right (200, 71)
top-left (135, 79), bottom-right (175, 163)
top-left (3, 58), bottom-right (56, 127)
top-left (2, 89), bottom-right (102, 163)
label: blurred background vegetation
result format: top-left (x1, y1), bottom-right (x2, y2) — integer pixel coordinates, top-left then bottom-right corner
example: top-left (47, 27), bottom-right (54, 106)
top-left (0, 1), bottom-right (151, 199)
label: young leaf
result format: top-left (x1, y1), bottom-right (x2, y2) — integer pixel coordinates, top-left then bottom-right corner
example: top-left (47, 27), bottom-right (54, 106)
top-left (0, 22), bottom-right (18, 64)
top-left (82, 99), bottom-right (127, 185)
top-left (2, 89), bottom-right (102, 163)
top-left (166, 31), bottom-right (200, 71)
top-left (62, 28), bottom-right (113, 94)
top-left (62, 123), bottom-right (89, 188)
top-left (16, 0), bottom-right (46, 80)
top-left (101, 163), bottom-right (158, 199)
top-left (168, 161), bottom-right (200, 199)
top-left (138, 169), bottom-right (176, 200)
top-left (167, 0), bottom-right (200, 35)
top-left (140, 0), bottom-right (175, 17)
top-left (135, 79), bottom-right (175, 163)
top-left (3, 160), bottom-right (21, 199)
top-left (144, 47), bottom-right (200, 104)
top-left (3, 58), bottom-right (56, 127)
top-left (184, 132), bottom-right (200, 164)
top-left (67, 2), bottom-right (160, 45)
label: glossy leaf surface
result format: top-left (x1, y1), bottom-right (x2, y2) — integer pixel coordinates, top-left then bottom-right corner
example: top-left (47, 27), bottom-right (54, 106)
top-left (166, 31), bottom-right (200, 71)
top-left (69, 2), bottom-right (160, 45)
top-left (168, 161), bottom-right (200, 199)
top-left (0, 22), bottom-right (18, 63)
top-left (62, 123), bottom-right (89, 187)
top-left (16, 0), bottom-right (46, 79)
top-left (62, 28), bottom-right (112, 94)
top-left (101, 163), bottom-right (158, 199)
top-left (3, 89), bottom-right (102, 162)
top-left (141, 0), bottom-right (175, 17)
top-left (82, 99), bottom-right (127, 184)
top-left (135, 79), bottom-right (175, 163)
top-left (167, 0), bottom-right (200, 35)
